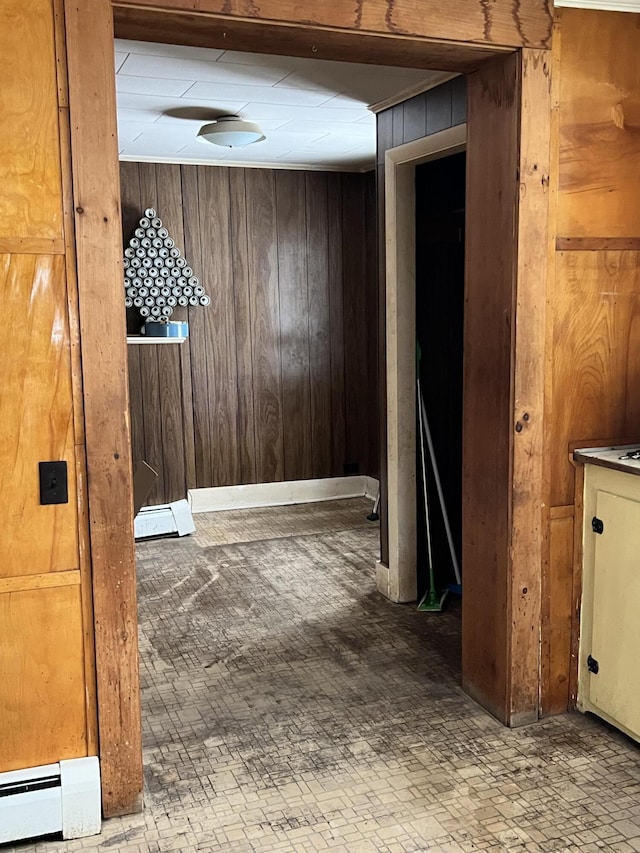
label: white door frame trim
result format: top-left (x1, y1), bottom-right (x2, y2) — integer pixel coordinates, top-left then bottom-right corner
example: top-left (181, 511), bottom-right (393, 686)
top-left (378, 124), bottom-right (467, 603)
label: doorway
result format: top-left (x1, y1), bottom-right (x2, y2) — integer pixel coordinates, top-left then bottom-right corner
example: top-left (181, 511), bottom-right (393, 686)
top-left (380, 126), bottom-right (466, 605)
top-left (415, 151), bottom-right (465, 601)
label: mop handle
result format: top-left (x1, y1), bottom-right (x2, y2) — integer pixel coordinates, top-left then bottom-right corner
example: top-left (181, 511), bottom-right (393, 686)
top-left (417, 378), bottom-right (434, 573)
top-left (419, 392), bottom-right (462, 586)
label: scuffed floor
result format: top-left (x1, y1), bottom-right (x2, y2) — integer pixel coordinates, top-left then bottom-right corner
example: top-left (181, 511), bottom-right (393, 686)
top-left (10, 498), bottom-right (640, 852)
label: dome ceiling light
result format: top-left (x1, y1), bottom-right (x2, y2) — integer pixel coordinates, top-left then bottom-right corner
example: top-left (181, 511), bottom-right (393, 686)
top-left (197, 115), bottom-right (266, 148)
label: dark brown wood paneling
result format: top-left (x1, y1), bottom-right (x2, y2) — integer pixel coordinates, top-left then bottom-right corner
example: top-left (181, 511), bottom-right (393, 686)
top-left (276, 171), bottom-right (313, 481)
top-left (306, 172), bottom-right (333, 480)
top-left (122, 162), bottom-right (377, 499)
top-left (327, 175), bottom-right (347, 478)
top-left (229, 168), bottom-right (257, 485)
top-left (343, 174), bottom-right (369, 476)
top-left (198, 166), bottom-right (241, 487)
top-left (246, 169), bottom-right (285, 484)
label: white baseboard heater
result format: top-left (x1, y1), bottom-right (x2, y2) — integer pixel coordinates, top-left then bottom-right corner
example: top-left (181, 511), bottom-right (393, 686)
top-left (0, 757), bottom-right (101, 845)
top-left (134, 498), bottom-right (195, 539)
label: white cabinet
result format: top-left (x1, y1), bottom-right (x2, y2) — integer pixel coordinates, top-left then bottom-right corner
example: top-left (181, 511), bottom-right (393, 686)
top-left (578, 455), bottom-right (640, 742)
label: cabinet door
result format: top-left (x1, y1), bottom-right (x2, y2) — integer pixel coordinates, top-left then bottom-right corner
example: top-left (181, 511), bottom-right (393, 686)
top-left (590, 490), bottom-right (640, 738)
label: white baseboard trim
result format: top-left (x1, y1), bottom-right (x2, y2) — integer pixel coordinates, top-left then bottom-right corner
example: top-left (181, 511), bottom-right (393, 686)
top-left (0, 757), bottom-right (101, 845)
top-left (134, 498), bottom-right (195, 539)
top-left (189, 476), bottom-right (380, 514)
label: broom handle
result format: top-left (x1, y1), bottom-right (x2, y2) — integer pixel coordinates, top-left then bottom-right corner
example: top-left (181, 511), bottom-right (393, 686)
top-left (417, 378), bottom-right (435, 575)
top-left (419, 390), bottom-right (462, 586)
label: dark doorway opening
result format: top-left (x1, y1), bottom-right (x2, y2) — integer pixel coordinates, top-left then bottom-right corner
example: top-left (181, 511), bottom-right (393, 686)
top-left (415, 152), bottom-right (466, 599)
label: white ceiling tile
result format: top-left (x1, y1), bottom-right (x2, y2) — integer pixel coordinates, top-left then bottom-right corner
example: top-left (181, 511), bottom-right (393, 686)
top-left (119, 54), bottom-right (289, 86)
top-left (115, 39), bottom-right (225, 62)
top-left (118, 92), bottom-right (249, 117)
top-left (116, 42), bottom-right (439, 169)
top-left (184, 81), bottom-right (335, 107)
top-left (117, 106), bottom-right (163, 124)
top-left (275, 119), bottom-right (373, 137)
top-left (239, 103), bottom-right (371, 123)
top-left (117, 75), bottom-right (194, 97)
top-left (115, 52), bottom-right (128, 73)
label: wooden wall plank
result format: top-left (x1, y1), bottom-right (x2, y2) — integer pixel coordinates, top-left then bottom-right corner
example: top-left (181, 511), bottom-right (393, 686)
top-left (64, 0), bottom-right (142, 816)
top-left (229, 168), bottom-right (258, 485)
top-left (0, 0), bottom-right (63, 245)
top-left (550, 251), bottom-right (640, 507)
top-left (462, 54), bottom-right (520, 724)
top-left (276, 171), bottom-right (313, 481)
top-left (246, 169), bottom-right (285, 484)
top-left (198, 166), bottom-right (241, 487)
top-left (181, 166), bottom-right (212, 490)
top-left (139, 346), bottom-right (165, 503)
top-left (343, 174), bottom-right (369, 477)
top-left (127, 344), bottom-right (146, 474)
top-left (305, 172), bottom-right (333, 480)
top-left (328, 175), bottom-right (347, 477)
top-left (0, 254), bottom-right (78, 577)
top-left (508, 47), bottom-right (550, 724)
top-left (158, 345), bottom-right (187, 502)
top-left (0, 585), bottom-right (87, 772)
top-left (547, 514), bottom-right (575, 713)
top-left (112, 0), bottom-right (552, 51)
top-left (557, 8), bottom-right (640, 239)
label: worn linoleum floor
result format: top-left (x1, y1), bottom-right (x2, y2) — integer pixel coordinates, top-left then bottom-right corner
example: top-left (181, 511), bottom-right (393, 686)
top-left (11, 498), bottom-right (640, 853)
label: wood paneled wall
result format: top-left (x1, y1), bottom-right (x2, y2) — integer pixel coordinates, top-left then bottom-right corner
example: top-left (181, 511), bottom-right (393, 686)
top-left (544, 8), bottom-right (640, 715)
top-left (121, 163), bottom-right (377, 505)
top-left (0, 0), bottom-right (96, 774)
top-left (376, 78), bottom-right (467, 565)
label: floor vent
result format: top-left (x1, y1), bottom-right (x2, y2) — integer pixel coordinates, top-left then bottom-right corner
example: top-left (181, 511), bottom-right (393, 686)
top-left (0, 757), bottom-right (101, 844)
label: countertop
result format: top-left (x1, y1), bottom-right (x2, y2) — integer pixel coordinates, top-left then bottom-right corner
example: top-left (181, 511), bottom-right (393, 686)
top-left (574, 445), bottom-right (640, 477)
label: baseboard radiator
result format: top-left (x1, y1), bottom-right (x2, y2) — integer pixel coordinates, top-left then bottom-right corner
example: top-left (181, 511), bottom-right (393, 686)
top-left (0, 757), bottom-right (101, 845)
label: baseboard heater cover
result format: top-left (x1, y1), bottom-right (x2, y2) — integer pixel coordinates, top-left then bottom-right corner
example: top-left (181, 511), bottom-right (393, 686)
top-left (134, 498), bottom-right (195, 539)
top-left (0, 757), bottom-right (101, 844)
top-left (189, 475), bottom-right (380, 514)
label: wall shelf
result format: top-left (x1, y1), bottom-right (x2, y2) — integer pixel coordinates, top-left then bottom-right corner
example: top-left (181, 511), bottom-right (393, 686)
top-left (126, 336), bottom-right (187, 345)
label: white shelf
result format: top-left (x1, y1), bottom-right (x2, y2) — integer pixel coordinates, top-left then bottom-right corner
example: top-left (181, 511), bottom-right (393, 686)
top-left (127, 336), bottom-right (187, 345)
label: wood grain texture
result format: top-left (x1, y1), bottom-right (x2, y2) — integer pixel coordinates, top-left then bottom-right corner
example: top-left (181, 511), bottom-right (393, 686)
top-left (0, 584), bottom-right (87, 773)
top-left (509, 47), bottom-right (550, 724)
top-left (229, 169), bottom-right (258, 485)
top-left (113, 7), bottom-right (507, 73)
top-left (122, 163), bottom-right (377, 497)
top-left (557, 9), bottom-right (640, 239)
top-left (557, 238), bottom-right (640, 252)
top-left (276, 171), bottom-right (312, 481)
top-left (550, 251), bottom-right (640, 508)
top-left (246, 169), bottom-right (285, 484)
top-left (0, 254), bottom-right (78, 577)
top-left (305, 172), bottom-right (333, 480)
top-left (546, 515), bottom-right (574, 714)
top-left (64, 0), bottom-right (142, 817)
top-left (462, 54), bottom-right (519, 725)
top-left (0, 0), bottom-right (63, 244)
top-left (342, 174), bottom-right (369, 476)
top-left (112, 0), bottom-right (552, 50)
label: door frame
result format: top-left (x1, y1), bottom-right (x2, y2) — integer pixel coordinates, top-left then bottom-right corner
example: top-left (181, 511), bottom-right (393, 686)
top-left (378, 126), bottom-right (466, 604)
top-left (61, 0), bottom-right (550, 816)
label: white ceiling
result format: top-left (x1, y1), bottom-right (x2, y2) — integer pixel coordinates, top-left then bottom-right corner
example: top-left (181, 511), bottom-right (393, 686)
top-left (114, 40), bottom-right (443, 171)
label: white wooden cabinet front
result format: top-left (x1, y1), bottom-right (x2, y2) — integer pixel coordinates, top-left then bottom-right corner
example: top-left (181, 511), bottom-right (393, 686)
top-left (579, 463), bottom-right (640, 742)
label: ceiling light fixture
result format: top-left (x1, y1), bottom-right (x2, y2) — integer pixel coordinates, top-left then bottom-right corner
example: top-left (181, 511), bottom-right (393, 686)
top-left (197, 115), bottom-right (266, 148)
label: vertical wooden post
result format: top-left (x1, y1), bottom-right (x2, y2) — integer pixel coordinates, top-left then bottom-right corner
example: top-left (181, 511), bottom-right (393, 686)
top-left (463, 49), bottom-right (550, 725)
top-left (63, 0), bottom-right (143, 816)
